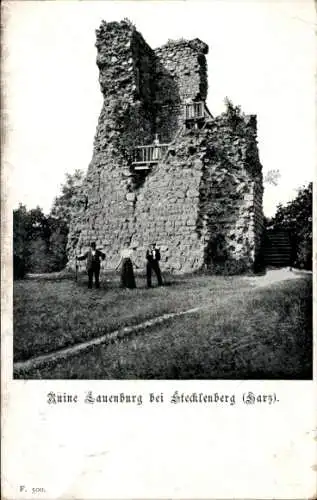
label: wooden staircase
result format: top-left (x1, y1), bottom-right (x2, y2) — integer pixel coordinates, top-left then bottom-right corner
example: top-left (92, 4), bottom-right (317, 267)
top-left (264, 230), bottom-right (292, 267)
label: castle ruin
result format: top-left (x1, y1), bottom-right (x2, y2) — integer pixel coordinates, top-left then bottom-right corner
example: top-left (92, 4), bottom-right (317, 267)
top-left (67, 20), bottom-right (264, 273)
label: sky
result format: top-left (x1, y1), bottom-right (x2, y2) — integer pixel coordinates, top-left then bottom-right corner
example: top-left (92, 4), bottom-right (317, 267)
top-left (3, 0), bottom-right (316, 217)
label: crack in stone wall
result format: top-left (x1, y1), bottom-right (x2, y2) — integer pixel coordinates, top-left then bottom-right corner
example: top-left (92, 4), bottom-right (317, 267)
top-left (67, 20), bottom-right (263, 273)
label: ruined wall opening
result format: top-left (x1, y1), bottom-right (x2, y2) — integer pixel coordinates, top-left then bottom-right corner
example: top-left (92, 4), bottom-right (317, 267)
top-left (128, 168), bottom-right (149, 192)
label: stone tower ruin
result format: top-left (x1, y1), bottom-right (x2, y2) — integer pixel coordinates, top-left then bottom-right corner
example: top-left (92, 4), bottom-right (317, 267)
top-left (67, 19), bottom-right (264, 273)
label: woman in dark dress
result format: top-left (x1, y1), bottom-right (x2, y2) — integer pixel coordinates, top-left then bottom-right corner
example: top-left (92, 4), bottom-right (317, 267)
top-left (116, 245), bottom-right (138, 289)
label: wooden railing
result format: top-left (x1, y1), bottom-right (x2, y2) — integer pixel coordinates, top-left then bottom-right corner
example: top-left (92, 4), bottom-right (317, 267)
top-left (132, 144), bottom-right (170, 169)
top-left (184, 101), bottom-right (205, 120)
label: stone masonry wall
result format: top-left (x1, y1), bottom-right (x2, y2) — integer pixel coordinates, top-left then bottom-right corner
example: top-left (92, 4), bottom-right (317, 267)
top-left (154, 39), bottom-right (209, 143)
top-left (68, 21), bottom-right (156, 263)
top-left (196, 114), bottom-right (263, 271)
top-left (67, 20), bottom-right (263, 274)
top-left (131, 113), bottom-right (263, 273)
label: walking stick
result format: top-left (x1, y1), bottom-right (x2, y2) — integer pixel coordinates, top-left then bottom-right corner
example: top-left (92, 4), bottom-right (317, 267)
top-left (75, 258), bottom-right (78, 282)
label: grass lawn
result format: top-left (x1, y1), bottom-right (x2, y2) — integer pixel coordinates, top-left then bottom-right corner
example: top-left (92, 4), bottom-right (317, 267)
top-left (14, 274), bottom-right (312, 380)
top-left (14, 272), bottom-right (249, 362)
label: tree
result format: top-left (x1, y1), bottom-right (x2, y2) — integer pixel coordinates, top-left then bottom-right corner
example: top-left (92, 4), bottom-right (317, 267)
top-left (48, 169), bottom-right (85, 271)
top-left (13, 204), bottom-right (30, 278)
top-left (50, 169), bottom-right (85, 224)
top-left (13, 170), bottom-right (85, 277)
top-left (44, 215), bottom-right (69, 272)
top-left (224, 97), bottom-right (242, 119)
top-left (264, 169), bottom-right (281, 186)
top-left (13, 204), bottom-right (49, 277)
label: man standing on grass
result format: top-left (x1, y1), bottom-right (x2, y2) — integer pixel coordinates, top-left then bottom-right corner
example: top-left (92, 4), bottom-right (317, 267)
top-left (146, 242), bottom-right (163, 288)
top-left (76, 242), bottom-right (105, 289)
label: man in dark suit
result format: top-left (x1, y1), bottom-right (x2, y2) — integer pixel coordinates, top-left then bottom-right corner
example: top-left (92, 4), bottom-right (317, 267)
top-left (76, 242), bottom-right (105, 289)
top-left (146, 243), bottom-right (163, 288)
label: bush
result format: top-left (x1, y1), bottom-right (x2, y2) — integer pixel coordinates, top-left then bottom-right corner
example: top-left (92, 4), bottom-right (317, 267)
top-left (296, 231), bottom-right (312, 270)
top-left (208, 258), bottom-right (250, 276)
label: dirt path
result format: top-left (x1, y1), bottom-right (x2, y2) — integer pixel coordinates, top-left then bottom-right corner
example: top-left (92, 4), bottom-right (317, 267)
top-left (242, 267), bottom-right (310, 288)
top-left (14, 268), bottom-right (307, 376)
